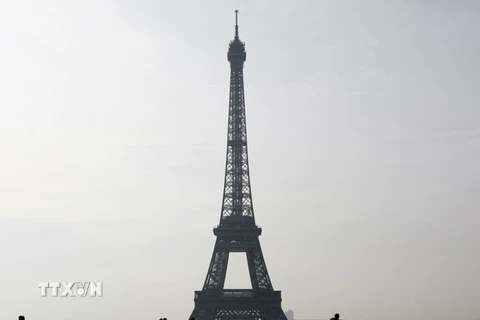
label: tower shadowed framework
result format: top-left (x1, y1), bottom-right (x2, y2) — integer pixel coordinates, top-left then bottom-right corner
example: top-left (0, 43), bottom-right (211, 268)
top-left (189, 11), bottom-right (288, 320)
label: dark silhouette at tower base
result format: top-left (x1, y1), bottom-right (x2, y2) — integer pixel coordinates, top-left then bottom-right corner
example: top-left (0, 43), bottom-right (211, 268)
top-left (330, 313), bottom-right (340, 320)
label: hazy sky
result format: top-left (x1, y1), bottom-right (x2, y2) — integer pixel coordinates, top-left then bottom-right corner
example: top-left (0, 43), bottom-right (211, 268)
top-left (1, 1), bottom-right (479, 320)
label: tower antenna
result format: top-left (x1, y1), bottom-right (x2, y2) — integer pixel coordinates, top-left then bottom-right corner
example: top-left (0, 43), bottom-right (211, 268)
top-left (235, 10), bottom-right (239, 40)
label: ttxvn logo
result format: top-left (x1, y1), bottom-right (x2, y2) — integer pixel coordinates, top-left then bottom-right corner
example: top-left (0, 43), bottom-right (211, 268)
top-left (38, 282), bottom-right (103, 297)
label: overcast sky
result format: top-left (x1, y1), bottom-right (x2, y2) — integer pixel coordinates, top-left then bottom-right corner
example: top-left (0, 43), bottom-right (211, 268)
top-left (0, 1), bottom-right (479, 320)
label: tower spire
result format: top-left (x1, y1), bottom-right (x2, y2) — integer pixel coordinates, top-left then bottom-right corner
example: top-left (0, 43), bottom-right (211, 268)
top-left (235, 10), bottom-right (239, 40)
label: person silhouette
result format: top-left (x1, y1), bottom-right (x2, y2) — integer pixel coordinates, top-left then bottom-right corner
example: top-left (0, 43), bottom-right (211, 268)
top-left (330, 313), bottom-right (340, 320)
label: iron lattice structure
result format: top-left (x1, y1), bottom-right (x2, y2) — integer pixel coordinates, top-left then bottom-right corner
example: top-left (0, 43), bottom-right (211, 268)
top-left (189, 11), bottom-right (288, 320)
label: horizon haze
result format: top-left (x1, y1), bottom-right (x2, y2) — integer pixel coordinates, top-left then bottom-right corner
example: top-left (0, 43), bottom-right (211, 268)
top-left (1, 1), bottom-right (479, 320)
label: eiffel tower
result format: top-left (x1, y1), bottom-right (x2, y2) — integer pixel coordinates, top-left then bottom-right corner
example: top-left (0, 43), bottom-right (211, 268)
top-left (189, 11), bottom-right (288, 320)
